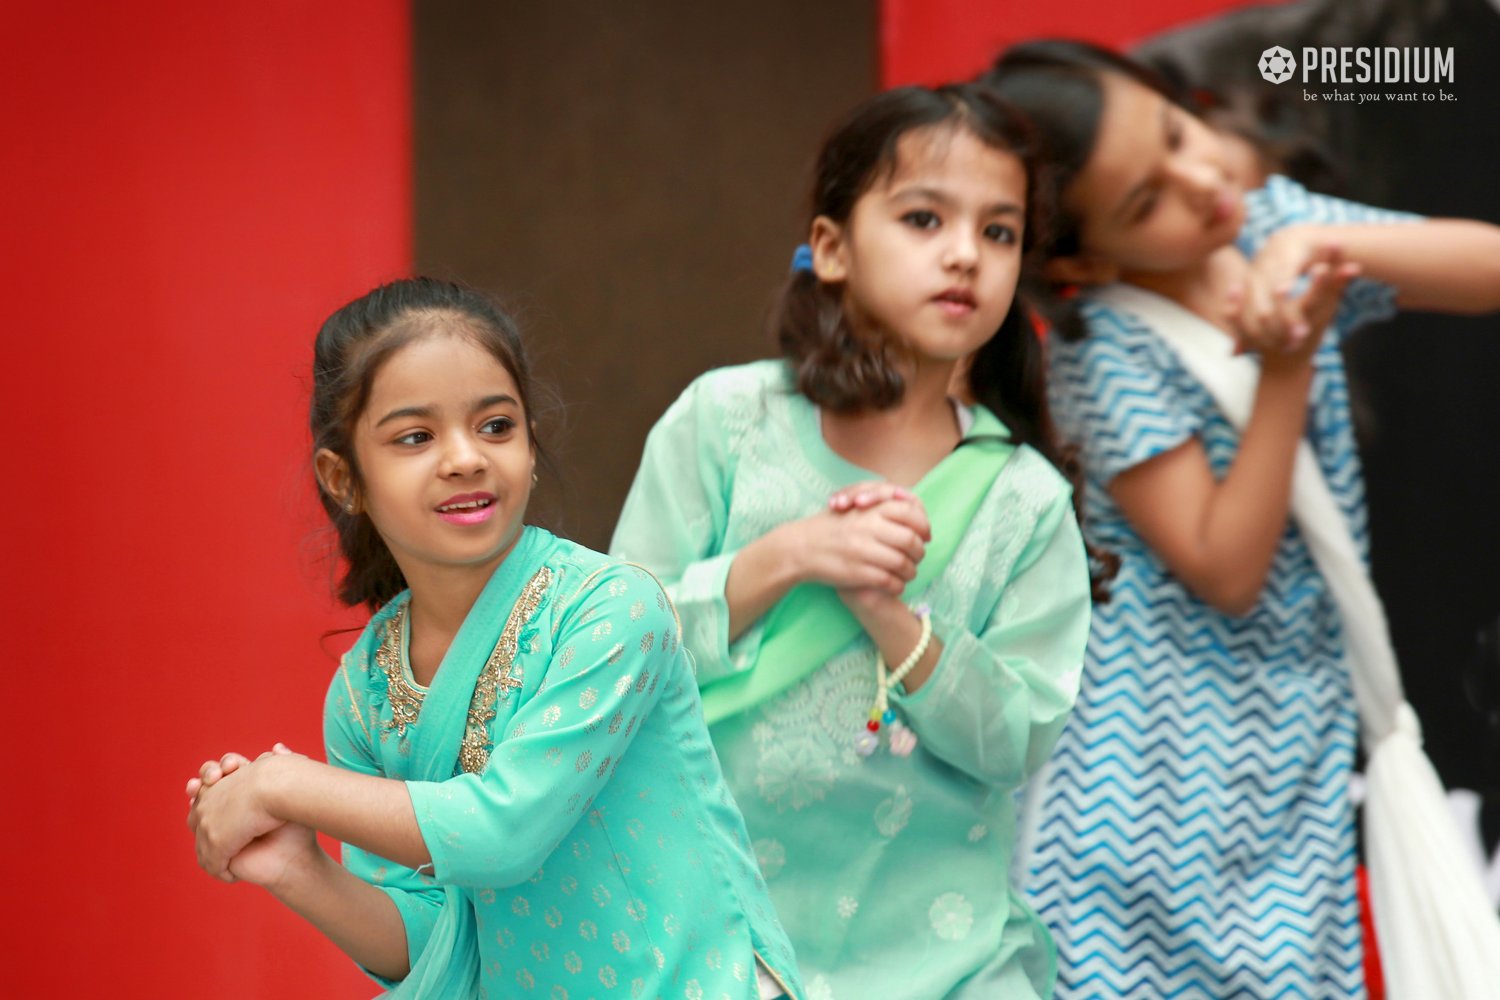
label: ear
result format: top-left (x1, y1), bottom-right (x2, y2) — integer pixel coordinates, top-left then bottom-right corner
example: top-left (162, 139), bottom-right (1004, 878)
top-left (314, 448), bottom-right (356, 511)
top-left (808, 215), bottom-right (849, 283)
top-left (1043, 252), bottom-right (1119, 287)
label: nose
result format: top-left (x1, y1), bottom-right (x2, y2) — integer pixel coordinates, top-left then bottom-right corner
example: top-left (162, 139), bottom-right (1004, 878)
top-left (1166, 154), bottom-right (1221, 205)
top-left (942, 226), bottom-right (979, 273)
top-left (438, 433), bottom-right (488, 478)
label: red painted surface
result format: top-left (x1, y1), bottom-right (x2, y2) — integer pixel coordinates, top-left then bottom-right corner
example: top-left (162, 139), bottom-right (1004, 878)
top-left (880, 0), bottom-right (1271, 86)
top-left (4, 2), bottom-right (408, 995)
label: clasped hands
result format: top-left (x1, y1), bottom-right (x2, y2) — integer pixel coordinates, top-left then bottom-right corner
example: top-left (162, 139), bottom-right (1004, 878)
top-left (184, 743), bottom-right (317, 888)
top-left (795, 481), bottom-right (930, 618)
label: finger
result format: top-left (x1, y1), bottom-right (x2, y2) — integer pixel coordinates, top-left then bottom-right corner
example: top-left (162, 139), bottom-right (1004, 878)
top-left (865, 539), bottom-right (918, 583)
top-left (199, 760), bottom-right (223, 785)
top-left (852, 484), bottom-right (911, 510)
top-left (1248, 276), bottom-right (1282, 349)
top-left (875, 521), bottom-right (926, 567)
top-left (869, 498), bottom-right (932, 542)
top-left (185, 777), bottom-right (202, 798)
top-left (273, 742), bottom-right (293, 754)
top-left (219, 753), bottom-right (250, 774)
top-left (830, 481), bottom-right (907, 511)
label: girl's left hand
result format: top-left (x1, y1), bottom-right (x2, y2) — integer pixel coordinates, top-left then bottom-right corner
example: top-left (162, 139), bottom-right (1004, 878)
top-left (1251, 225), bottom-right (1337, 302)
top-left (828, 481), bottom-right (916, 515)
top-left (185, 743), bottom-right (294, 800)
top-left (187, 755), bottom-right (287, 882)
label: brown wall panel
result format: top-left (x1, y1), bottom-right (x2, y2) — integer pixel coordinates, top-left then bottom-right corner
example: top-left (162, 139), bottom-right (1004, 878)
top-left (416, 2), bottom-right (876, 547)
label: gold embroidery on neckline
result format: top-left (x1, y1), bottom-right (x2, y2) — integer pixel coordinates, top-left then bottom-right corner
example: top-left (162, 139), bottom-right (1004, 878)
top-left (459, 566), bottom-right (553, 774)
top-left (376, 603), bottom-right (422, 738)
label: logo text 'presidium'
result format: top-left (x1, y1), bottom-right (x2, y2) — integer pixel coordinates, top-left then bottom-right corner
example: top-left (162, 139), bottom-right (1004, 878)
top-left (1301, 47), bottom-right (1455, 84)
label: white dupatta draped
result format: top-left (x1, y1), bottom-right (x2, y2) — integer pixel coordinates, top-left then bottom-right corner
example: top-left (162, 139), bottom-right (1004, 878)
top-left (1092, 282), bottom-right (1500, 1000)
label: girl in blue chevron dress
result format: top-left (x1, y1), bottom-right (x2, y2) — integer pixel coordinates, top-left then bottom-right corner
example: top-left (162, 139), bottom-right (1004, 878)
top-left (985, 40), bottom-right (1500, 999)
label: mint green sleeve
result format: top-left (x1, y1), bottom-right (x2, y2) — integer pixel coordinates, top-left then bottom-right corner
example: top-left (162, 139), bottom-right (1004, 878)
top-left (892, 497), bottom-right (1091, 788)
top-left (404, 566), bottom-right (679, 888)
top-left (323, 661), bottom-right (443, 984)
top-left (611, 379), bottom-right (765, 684)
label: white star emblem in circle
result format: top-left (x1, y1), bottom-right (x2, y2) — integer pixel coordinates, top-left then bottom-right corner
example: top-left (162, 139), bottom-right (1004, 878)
top-left (1258, 46), bottom-right (1297, 84)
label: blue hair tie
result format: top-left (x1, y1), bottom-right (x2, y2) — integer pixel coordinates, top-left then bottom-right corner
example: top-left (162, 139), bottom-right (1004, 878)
top-left (790, 244), bottom-right (814, 274)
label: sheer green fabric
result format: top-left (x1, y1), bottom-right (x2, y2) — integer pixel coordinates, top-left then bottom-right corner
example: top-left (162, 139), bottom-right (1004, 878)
top-left (612, 362), bottom-right (1092, 998)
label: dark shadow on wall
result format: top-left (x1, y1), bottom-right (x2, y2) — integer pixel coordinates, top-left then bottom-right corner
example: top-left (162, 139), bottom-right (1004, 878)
top-left (415, 2), bottom-right (876, 548)
top-left (1138, 0), bottom-right (1500, 850)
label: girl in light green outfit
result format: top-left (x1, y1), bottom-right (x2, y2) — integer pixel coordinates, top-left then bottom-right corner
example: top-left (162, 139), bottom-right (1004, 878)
top-left (612, 86), bottom-right (1094, 999)
top-left (185, 278), bottom-right (801, 999)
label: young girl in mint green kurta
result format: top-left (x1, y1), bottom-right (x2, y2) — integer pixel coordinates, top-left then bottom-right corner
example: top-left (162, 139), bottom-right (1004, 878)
top-left (612, 87), bottom-right (1093, 1000)
top-left (185, 278), bottom-right (800, 1000)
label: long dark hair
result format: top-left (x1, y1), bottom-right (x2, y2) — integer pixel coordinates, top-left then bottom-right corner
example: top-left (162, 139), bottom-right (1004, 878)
top-left (772, 82), bottom-right (1066, 470)
top-left (310, 277), bottom-right (545, 609)
top-left (981, 39), bottom-right (1184, 342)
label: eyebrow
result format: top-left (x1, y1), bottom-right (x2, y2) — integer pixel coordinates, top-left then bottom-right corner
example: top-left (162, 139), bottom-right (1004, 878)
top-left (892, 186), bottom-right (1025, 217)
top-left (1112, 99), bottom-right (1173, 224)
top-left (374, 393), bottom-right (520, 428)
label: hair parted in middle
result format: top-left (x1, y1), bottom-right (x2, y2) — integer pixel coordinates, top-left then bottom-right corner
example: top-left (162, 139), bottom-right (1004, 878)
top-left (770, 83), bottom-right (1065, 473)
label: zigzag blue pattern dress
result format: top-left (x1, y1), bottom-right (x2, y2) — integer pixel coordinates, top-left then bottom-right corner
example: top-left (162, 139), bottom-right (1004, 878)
top-left (1018, 177), bottom-right (1422, 999)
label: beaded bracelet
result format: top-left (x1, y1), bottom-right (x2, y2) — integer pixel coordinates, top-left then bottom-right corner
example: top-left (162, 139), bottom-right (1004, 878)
top-left (855, 606), bottom-right (931, 758)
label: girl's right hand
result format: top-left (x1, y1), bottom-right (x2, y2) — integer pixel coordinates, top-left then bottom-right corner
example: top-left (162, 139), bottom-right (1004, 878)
top-left (790, 495), bottom-right (929, 594)
top-left (225, 818), bottom-right (322, 892)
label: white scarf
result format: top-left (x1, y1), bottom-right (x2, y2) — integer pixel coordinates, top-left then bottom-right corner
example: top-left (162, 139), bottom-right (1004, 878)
top-left (1092, 282), bottom-right (1500, 1000)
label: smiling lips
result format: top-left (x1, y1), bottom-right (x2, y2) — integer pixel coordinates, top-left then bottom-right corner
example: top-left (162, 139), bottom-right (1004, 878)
top-left (934, 288), bottom-right (977, 317)
top-left (436, 492), bottom-right (496, 525)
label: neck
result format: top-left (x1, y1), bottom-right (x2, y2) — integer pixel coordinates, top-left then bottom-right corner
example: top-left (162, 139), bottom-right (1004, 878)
top-left (820, 357), bottom-right (961, 486)
top-left (398, 527), bottom-right (526, 681)
top-left (1117, 246), bottom-right (1248, 330)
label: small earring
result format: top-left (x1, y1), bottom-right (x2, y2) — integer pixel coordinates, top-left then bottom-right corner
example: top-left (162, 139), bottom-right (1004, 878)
top-left (531, 471), bottom-right (539, 488)
top-left (341, 495), bottom-right (361, 515)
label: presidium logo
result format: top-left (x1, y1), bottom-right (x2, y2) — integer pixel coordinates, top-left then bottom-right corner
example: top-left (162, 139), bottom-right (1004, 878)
top-left (1257, 45), bottom-right (1455, 86)
top-left (1259, 46), bottom-right (1296, 84)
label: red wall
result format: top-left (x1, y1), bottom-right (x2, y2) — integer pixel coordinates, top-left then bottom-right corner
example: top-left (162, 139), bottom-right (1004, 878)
top-left (4, 1), bottom-right (1273, 995)
top-left (4, 2), bottom-right (408, 995)
top-left (880, 0), bottom-right (1266, 85)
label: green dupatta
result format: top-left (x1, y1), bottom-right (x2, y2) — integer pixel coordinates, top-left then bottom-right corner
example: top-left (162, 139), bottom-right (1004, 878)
top-left (700, 406), bottom-right (1016, 725)
top-left (363, 525), bottom-right (557, 999)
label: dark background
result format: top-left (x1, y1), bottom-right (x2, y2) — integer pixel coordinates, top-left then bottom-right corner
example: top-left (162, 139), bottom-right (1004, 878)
top-left (414, 1), bottom-right (877, 547)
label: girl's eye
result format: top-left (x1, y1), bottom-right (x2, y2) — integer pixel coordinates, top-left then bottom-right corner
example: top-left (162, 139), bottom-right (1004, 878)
top-left (983, 223), bottom-right (1019, 245)
top-left (1165, 114), bottom-right (1184, 151)
top-left (395, 430), bottom-right (432, 446)
top-left (901, 209), bottom-right (941, 230)
top-left (1131, 190), bottom-right (1161, 224)
top-left (480, 416), bottom-right (516, 436)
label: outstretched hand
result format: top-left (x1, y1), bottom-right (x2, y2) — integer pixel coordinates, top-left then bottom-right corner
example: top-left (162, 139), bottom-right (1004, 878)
top-left (1227, 241), bottom-right (1360, 368)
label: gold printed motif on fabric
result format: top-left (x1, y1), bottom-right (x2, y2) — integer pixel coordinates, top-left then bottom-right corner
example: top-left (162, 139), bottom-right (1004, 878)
top-left (377, 604), bottom-right (423, 737)
top-left (459, 566), bottom-right (553, 774)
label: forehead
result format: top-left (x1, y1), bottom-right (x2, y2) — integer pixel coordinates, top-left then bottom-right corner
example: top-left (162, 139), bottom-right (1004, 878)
top-left (877, 125), bottom-right (1026, 200)
top-left (1070, 74), bottom-right (1167, 214)
top-left (366, 332), bottom-right (521, 411)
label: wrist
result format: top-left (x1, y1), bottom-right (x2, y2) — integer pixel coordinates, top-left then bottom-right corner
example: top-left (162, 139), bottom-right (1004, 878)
top-left (769, 519), bottom-right (813, 587)
top-left (253, 753), bottom-right (302, 822)
top-left (265, 837), bottom-right (333, 902)
top-left (1259, 353), bottom-right (1318, 379)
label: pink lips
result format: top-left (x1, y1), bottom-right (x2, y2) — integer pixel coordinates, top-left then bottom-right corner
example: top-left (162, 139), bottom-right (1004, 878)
top-left (934, 288), bottom-right (977, 317)
top-left (1210, 191), bottom-right (1238, 226)
top-left (435, 492), bottom-right (497, 526)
